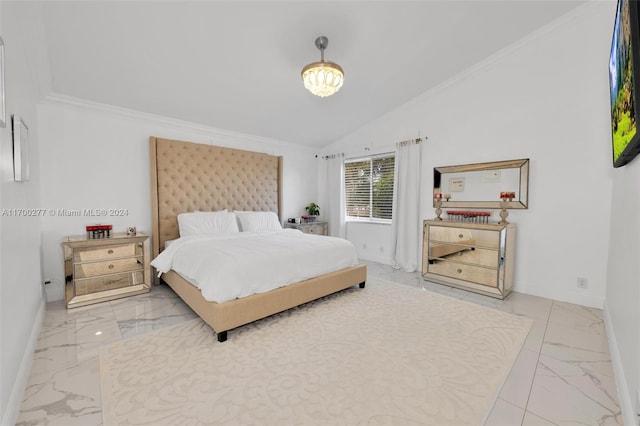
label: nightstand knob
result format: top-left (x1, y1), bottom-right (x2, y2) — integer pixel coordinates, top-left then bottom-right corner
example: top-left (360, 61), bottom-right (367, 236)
top-left (108, 264), bottom-right (114, 270)
top-left (108, 249), bottom-right (114, 254)
top-left (458, 234), bottom-right (464, 239)
top-left (457, 268), bottom-right (463, 274)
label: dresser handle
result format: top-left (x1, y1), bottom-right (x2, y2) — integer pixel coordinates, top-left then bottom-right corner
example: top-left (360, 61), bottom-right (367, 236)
top-left (108, 249), bottom-right (114, 254)
top-left (457, 268), bottom-right (463, 274)
top-left (108, 264), bottom-right (114, 270)
top-left (458, 234), bottom-right (464, 239)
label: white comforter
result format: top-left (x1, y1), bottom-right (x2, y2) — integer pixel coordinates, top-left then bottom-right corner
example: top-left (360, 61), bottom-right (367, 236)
top-left (151, 229), bottom-right (359, 303)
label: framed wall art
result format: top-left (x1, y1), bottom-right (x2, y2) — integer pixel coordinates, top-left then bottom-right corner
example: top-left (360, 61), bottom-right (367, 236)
top-left (12, 115), bottom-right (29, 182)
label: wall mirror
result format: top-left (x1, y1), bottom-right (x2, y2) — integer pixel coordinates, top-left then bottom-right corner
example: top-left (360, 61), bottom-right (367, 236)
top-left (433, 158), bottom-right (529, 209)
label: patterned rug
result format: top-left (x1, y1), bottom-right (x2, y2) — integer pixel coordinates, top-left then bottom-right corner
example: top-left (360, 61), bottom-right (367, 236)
top-left (99, 278), bottom-right (532, 425)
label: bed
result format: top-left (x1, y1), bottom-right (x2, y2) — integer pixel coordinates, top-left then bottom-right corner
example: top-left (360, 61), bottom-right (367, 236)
top-left (149, 137), bottom-right (367, 342)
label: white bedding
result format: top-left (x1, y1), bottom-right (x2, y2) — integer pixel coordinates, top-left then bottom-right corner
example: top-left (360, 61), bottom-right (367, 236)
top-left (151, 229), bottom-right (359, 303)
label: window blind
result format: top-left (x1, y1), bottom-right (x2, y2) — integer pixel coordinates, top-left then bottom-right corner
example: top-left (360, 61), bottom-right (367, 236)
top-left (345, 155), bottom-right (395, 221)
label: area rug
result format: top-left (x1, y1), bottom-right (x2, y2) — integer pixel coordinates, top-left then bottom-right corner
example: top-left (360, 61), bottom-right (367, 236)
top-left (99, 278), bottom-right (532, 425)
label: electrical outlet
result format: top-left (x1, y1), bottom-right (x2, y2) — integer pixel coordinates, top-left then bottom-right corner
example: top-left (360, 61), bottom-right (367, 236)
top-left (577, 277), bottom-right (588, 289)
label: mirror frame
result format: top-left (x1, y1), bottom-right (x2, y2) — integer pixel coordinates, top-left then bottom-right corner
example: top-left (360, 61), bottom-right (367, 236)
top-left (433, 158), bottom-right (529, 209)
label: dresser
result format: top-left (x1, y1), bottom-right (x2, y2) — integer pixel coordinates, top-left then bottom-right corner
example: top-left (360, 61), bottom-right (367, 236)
top-left (422, 220), bottom-right (515, 299)
top-left (284, 220), bottom-right (328, 235)
top-left (63, 233), bottom-right (151, 308)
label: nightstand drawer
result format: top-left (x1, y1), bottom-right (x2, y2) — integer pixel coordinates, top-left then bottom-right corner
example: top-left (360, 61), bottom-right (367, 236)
top-left (428, 261), bottom-right (498, 288)
top-left (284, 221), bottom-right (328, 235)
top-left (75, 271), bottom-right (144, 295)
top-left (73, 243), bottom-right (141, 262)
top-left (304, 224), bottom-right (325, 234)
top-left (74, 257), bottom-right (143, 279)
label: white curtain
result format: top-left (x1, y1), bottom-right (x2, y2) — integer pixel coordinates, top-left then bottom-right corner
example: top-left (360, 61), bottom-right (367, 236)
top-left (325, 154), bottom-right (346, 238)
top-left (391, 139), bottom-right (422, 272)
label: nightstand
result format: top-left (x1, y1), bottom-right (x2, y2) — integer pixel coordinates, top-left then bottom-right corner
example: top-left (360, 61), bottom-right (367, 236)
top-left (284, 221), bottom-right (328, 236)
top-left (62, 232), bottom-right (151, 308)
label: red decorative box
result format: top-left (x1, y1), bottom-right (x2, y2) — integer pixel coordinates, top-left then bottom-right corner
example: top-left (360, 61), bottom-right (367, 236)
top-left (86, 224), bottom-right (113, 239)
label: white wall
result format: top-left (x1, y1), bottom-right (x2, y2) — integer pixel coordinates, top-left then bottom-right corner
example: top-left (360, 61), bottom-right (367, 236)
top-left (38, 96), bottom-right (318, 302)
top-left (322, 3), bottom-right (614, 309)
top-left (605, 157), bottom-right (640, 425)
top-left (347, 222), bottom-right (393, 264)
top-left (0, 2), bottom-right (50, 424)
top-left (323, 2), bottom-right (640, 419)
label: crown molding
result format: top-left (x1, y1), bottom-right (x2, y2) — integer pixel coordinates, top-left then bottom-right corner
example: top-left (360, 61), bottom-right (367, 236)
top-left (40, 93), bottom-right (312, 153)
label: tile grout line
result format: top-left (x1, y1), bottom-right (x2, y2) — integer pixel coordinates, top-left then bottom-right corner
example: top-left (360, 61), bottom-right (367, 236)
top-left (520, 299), bottom-right (555, 425)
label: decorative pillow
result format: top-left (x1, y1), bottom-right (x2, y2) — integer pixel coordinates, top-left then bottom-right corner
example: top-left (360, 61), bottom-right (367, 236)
top-left (177, 210), bottom-right (239, 236)
top-left (234, 211), bottom-right (282, 232)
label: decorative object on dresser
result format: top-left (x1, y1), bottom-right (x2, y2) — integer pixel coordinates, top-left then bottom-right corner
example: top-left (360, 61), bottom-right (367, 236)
top-left (284, 220), bottom-right (328, 235)
top-left (422, 220), bottom-right (515, 299)
top-left (63, 232), bottom-right (151, 308)
top-left (304, 201), bottom-right (320, 221)
top-left (86, 224), bottom-right (112, 239)
top-left (446, 210), bottom-right (491, 223)
top-left (433, 192), bottom-right (443, 220)
top-left (498, 192), bottom-right (516, 224)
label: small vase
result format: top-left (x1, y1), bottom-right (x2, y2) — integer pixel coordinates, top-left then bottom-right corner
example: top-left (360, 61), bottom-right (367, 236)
top-left (434, 198), bottom-right (443, 221)
top-left (499, 198), bottom-right (512, 224)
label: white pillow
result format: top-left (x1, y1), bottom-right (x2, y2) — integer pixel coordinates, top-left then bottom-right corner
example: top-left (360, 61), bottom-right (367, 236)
top-left (177, 210), bottom-right (239, 236)
top-left (234, 211), bottom-right (282, 232)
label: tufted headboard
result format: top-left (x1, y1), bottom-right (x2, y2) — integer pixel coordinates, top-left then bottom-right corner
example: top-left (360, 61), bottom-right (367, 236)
top-left (149, 137), bottom-right (283, 258)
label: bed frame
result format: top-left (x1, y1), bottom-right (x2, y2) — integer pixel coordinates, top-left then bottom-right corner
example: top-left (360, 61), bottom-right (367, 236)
top-left (149, 137), bottom-right (366, 342)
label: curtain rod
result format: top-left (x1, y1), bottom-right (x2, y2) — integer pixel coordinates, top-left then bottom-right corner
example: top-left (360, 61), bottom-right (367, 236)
top-left (318, 153), bottom-right (344, 160)
top-left (316, 136), bottom-right (427, 159)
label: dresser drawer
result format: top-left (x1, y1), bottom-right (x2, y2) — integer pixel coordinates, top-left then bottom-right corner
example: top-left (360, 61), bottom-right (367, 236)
top-left (428, 245), bottom-right (499, 268)
top-left (74, 257), bottom-right (143, 279)
top-left (73, 243), bottom-right (141, 262)
top-left (428, 226), bottom-right (499, 249)
top-left (428, 261), bottom-right (499, 288)
top-left (75, 271), bottom-right (144, 296)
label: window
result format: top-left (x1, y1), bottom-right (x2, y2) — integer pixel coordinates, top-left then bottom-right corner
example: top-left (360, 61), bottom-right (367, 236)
top-left (345, 154), bottom-right (395, 222)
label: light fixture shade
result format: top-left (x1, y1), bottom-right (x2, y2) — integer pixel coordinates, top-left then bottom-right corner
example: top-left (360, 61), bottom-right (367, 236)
top-left (301, 36), bottom-right (344, 97)
top-left (301, 61), bottom-right (344, 97)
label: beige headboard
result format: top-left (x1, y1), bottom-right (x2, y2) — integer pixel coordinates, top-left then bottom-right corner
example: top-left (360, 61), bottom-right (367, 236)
top-left (149, 137), bottom-right (283, 257)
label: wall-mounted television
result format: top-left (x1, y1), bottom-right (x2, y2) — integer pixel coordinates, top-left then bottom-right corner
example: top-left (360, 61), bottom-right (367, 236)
top-left (610, 0), bottom-right (640, 168)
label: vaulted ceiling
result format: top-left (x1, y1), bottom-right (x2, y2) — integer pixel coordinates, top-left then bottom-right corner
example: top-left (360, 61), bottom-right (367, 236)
top-left (39, 1), bottom-right (585, 147)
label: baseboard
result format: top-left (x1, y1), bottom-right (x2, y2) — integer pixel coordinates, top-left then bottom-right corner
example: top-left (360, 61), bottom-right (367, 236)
top-left (603, 302), bottom-right (636, 426)
top-left (514, 283), bottom-right (604, 309)
top-left (1, 298), bottom-right (45, 426)
top-left (357, 253), bottom-right (392, 265)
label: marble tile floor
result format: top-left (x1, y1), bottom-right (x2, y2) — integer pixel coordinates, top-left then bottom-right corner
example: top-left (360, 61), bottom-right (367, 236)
top-left (16, 261), bottom-right (623, 426)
